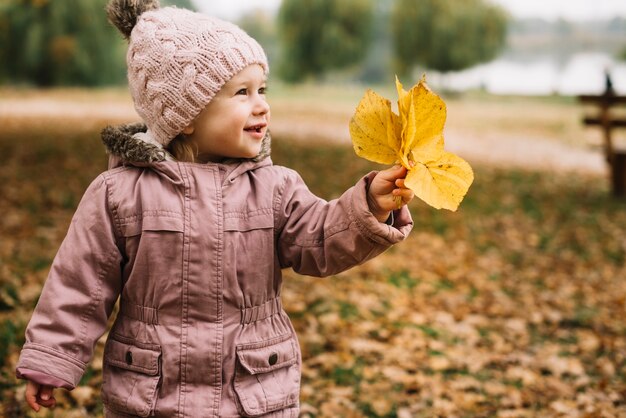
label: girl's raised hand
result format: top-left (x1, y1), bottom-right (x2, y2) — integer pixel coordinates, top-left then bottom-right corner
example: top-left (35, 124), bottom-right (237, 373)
top-left (25, 380), bottom-right (56, 412)
top-left (367, 165), bottom-right (414, 223)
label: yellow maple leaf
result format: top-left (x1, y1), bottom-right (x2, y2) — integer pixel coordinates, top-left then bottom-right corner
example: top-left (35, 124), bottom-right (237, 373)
top-left (349, 75), bottom-right (474, 211)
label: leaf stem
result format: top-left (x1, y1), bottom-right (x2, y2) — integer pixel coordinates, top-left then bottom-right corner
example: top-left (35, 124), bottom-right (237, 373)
top-left (395, 195), bottom-right (402, 210)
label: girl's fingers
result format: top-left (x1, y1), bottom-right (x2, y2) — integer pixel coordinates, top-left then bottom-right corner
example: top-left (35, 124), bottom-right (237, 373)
top-left (392, 187), bottom-right (414, 203)
top-left (25, 382), bottom-right (56, 411)
top-left (38, 386), bottom-right (56, 408)
top-left (25, 382), bottom-right (41, 412)
top-left (392, 187), bottom-right (413, 197)
top-left (37, 397), bottom-right (56, 408)
top-left (39, 385), bottom-right (54, 400)
top-left (378, 165), bottom-right (407, 183)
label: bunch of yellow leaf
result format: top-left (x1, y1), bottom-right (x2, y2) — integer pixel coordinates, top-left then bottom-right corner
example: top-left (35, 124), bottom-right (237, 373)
top-left (349, 76), bottom-right (474, 211)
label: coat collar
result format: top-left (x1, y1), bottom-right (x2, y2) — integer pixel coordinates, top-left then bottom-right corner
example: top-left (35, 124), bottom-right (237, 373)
top-left (101, 122), bottom-right (272, 168)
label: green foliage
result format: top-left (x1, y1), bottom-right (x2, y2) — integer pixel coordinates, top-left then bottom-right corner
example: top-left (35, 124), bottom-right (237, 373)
top-left (161, 0), bottom-right (195, 9)
top-left (358, 0), bottom-right (394, 83)
top-left (391, 0), bottom-right (508, 76)
top-left (277, 0), bottom-right (374, 82)
top-left (237, 10), bottom-right (279, 69)
top-left (0, 0), bottom-right (126, 86)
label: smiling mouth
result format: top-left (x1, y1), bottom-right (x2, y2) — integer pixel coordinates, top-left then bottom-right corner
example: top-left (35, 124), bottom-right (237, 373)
top-left (244, 124), bottom-right (266, 133)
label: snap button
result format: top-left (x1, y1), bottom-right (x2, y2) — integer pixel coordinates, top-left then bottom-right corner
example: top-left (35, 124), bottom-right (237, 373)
top-left (125, 350), bottom-right (133, 365)
top-left (268, 352), bottom-right (278, 366)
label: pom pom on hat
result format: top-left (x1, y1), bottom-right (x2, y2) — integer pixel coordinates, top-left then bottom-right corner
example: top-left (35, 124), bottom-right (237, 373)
top-left (106, 0), bottom-right (161, 39)
top-left (105, 0), bottom-right (269, 148)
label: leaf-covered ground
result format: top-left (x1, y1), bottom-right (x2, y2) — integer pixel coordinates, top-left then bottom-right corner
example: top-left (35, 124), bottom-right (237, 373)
top-left (0, 102), bottom-right (625, 417)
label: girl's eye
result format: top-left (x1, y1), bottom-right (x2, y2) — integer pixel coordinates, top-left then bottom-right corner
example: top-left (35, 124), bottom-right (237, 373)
top-left (259, 87), bottom-right (267, 95)
top-left (236, 88), bottom-right (247, 95)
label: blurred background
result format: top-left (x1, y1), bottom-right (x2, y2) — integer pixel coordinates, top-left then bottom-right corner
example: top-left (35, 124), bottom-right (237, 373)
top-left (1, 0), bottom-right (626, 417)
top-left (2, 0), bottom-right (626, 92)
top-left (204, 0), bottom-right (626, 95)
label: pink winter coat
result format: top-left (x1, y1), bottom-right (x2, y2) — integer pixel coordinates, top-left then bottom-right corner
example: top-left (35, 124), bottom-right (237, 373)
top-left (16, 124), bottom-right (413, 417)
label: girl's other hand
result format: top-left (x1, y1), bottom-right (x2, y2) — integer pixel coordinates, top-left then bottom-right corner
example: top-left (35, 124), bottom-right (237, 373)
top-left (367, 165), bottom-right (414, 222)
top-left (25, 380), bottom-right (56, 412)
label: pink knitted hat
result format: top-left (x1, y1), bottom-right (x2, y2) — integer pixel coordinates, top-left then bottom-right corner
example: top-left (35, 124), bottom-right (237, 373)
top-left (107, 0), bottom-right (268, 148)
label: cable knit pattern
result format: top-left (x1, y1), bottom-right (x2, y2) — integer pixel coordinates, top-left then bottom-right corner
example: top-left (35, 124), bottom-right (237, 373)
top-left (126, 7), bottom-right (268, 146)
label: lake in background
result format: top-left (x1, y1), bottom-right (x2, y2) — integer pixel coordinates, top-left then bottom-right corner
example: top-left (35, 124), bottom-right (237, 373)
top-left (430, 52), bottom-right (626, 96)
top-left (424, 17), bottom-right (626, 96)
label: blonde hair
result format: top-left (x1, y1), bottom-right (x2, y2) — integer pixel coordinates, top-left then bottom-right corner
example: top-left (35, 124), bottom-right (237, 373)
top-left (167, 134), bottom-right (198, 162)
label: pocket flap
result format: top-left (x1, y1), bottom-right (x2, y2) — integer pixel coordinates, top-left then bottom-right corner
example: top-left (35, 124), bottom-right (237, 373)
top-left (104, 338), bottom-right (161, 376)
top-left (121, 214), bottom-right (184, 237)
top-left (236, 334), bottom-right (297, 375)
top-left (224, 210), bottom-right (274, 232)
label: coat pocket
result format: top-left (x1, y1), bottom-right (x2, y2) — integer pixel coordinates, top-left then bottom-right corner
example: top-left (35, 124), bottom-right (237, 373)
top-left (234, 333), bottom-right (300, 417)
top-left (102, 337), bottom-right (162, 418)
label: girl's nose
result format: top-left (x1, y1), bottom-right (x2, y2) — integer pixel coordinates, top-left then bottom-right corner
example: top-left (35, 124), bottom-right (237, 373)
top-left (253, 95), bottom-right (270, 116)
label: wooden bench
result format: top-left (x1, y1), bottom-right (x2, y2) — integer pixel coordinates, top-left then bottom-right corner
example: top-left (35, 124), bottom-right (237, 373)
top-left (579, 84), bottom-right (626, 196)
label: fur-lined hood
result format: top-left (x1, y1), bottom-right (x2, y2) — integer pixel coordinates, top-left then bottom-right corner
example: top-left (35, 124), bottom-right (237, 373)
top-left (101, 122), bottom-right (272, 167)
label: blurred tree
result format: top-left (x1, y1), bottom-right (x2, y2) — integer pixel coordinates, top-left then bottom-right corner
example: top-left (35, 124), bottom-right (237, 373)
top-left (161, 0), bottom-right (195, 9)
top-left (237, 10), bottom-right (279, 70)
top-left (391, 0), bottom-right (508, 77)
top-left (358, 0), bottom-right (393, 83)
top-left (277, 0), bottom-right (374, 82)
top-left (0, 0), bottom-right (127, 86)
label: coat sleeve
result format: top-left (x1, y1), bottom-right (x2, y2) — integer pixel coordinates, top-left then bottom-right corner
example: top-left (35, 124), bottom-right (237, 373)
top-left (15, 174), bottom-right (123, 390)
top-left (275, 168), bottom-right (413, 277)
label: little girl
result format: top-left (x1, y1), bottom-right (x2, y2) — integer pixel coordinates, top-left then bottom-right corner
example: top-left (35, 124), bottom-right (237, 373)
top-left (16, 1), bottom-right (414, 416)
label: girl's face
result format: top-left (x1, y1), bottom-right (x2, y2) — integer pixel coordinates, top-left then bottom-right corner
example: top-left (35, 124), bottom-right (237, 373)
top-left (183, 64), bottom-right (269, 163)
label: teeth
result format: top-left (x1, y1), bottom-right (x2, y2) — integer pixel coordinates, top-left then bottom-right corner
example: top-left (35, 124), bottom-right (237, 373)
top-left (245, 125), bottom-right (264, 133)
